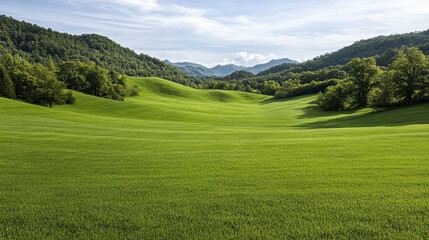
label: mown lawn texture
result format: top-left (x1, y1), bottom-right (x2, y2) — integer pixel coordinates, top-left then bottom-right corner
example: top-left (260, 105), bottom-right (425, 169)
top-left (1, 77), bottom-right (429, 239)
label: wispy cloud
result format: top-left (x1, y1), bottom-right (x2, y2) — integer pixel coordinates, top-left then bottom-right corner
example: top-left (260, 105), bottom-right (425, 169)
top-left (1, 0), bottom-right (429, 67)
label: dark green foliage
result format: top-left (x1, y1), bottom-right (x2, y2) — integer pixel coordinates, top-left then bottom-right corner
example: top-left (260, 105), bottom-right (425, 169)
top-left (127, 84), bottom-right (140, 97)
top-left (224, 70), bottom-right (254, 81)
top-left (375, 48), bottom-right (400, 67)
top-left (0, 54), bottom-right (73, 107)
top-left (204, 80), bottom-right (246, 92)
top-left (347, 57), bottom-right (379, 108)
top-left (275, 79), bottom-right (338, 98)
top-left (258, 63), bottom-right (298, 76)
top-left (261, 80), bottom-right (281, 95)
top-left (202, 67), bottom-right (346, 97)
top-left (31, 63), bottom-right (67, 108)
top-left (298, 68), bottom-right (347, 84)
top-left (369, 71), bottom-right (397, 109)
top-left (64, 91), bottom-right (76, 104)
top-left (57, 61), bottom-right (138, 101)
top-left (316, 81), bottom-right (356, 111)
top-left (390, 47), bottom-right (429, 105)
top-left (418, 43), bottom-right (429, 55)
top-left (0, 64), bottom-right (15, 98)
top-left (318, 47), bottom-right (429, 111)
top-left (0, 15), bottom-right (198, 87)
top-left (0, 52), bottom-right (134, 106)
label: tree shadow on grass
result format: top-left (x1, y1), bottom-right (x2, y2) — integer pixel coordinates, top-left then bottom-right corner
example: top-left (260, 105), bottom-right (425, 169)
top-left (259, 97), bottom-right (289, 105)
top-left (297, 101), bottom-right (359, 119)
top-left (298, 102), bottom-right (429, 129)
top-left (259, 94), bottom-right (318, 105)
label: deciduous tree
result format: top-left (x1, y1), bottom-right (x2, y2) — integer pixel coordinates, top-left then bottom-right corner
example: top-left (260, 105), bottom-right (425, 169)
top-left (390, 47), bottom-right (429, 104)
top-left (347, 57), bottom-right (379, 108)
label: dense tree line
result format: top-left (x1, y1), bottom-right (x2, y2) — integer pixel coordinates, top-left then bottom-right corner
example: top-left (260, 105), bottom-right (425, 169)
top-left (317, 47), bottom-right (429, 111)
top-left (200, 67), bottom-right (346, 96)
top-left (0, 53), bottom-right (139, 107)
top-left (0, 15), bottom-right (199, 87)
top-left (275, 79), bottom-right (339, 99)
top-left (56, 61), bottom-right (139, 101)
top-left (223, 70), bottom-right (255, 81)
top-left (0, 54), bottom-right (74, 107)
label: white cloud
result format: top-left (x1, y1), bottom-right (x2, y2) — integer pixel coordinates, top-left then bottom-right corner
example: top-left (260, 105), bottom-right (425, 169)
top-left (234, 52), bottom-right (276, 67)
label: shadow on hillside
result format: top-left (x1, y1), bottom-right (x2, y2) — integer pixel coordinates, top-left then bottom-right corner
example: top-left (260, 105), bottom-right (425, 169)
top-left (297, 101), bottom-right (359, 119)
top-left (259, 95), bottom-right (310, 105)
top-left (259, 97), bottom-right (288, 105)
top-left (298, 102), bottom-right (429, 129)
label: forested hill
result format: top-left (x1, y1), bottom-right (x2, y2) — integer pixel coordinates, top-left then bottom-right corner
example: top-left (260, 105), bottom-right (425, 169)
top-left (259, 30), bottom-right (429, 76)
top-left (0, 15), bottom-right (198, 86)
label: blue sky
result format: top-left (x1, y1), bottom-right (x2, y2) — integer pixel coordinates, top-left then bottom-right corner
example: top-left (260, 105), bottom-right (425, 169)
top-left (2, 0), bottom-right (429, 67)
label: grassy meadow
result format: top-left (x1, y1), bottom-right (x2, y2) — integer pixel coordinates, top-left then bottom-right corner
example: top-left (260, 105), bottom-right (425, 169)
top-left (1, 77), bottom-right (429, 239)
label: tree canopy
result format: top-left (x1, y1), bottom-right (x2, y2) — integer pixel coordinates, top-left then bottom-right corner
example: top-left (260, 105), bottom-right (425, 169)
top-left (317, 47), bottom-right (429, 111)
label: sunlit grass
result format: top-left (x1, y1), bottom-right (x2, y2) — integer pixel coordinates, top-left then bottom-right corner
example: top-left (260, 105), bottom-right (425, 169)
top-left (1, 77), bottom-right (429, 239)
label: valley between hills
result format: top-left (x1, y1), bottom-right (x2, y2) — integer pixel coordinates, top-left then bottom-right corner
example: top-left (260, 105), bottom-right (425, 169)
top-left (1, 14), bottom-right (429, 239)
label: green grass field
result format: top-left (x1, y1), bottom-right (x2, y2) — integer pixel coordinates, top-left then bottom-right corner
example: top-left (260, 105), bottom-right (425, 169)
top-left (1, 77), bottom-right (429, 239)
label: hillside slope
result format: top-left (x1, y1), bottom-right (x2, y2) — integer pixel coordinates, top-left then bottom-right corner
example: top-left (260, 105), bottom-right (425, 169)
top-left (2, 78), bottom-right (429, 239)
top-left (2, 76), bottom-right (429, 129)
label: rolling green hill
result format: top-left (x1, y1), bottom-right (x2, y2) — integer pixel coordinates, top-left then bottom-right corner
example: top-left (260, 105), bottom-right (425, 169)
top-left (1, 77), bottom-right (429, 239)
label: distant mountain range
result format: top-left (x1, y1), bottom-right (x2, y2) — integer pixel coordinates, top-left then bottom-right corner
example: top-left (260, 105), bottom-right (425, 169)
top-left (165, 58), bottom-right (298, 77)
